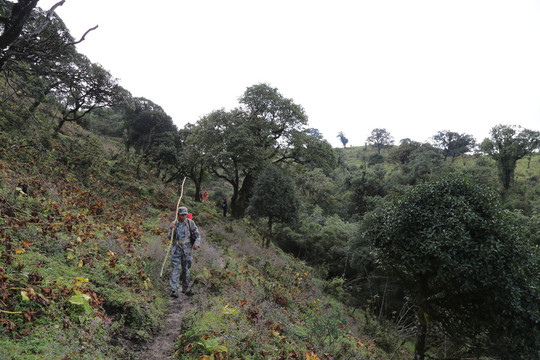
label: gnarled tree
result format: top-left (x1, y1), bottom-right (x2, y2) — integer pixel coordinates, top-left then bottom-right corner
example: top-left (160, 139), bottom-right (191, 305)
top-left (52, 54), bottom-right (119, 132)
top-left (192, 83), bottom-right (336, 218)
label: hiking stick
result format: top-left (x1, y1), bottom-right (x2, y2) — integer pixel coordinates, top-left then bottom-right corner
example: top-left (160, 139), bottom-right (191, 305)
top-left (160, 177), bottom-right (186, 278)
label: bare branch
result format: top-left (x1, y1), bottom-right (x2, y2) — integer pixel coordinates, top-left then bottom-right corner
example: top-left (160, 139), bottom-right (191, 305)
top-left (68, 25), bottom-right (98, 46)
top-left (47, 0), bottom-right (66, 15)
top-left (26, 0), bottom-right (66, 37)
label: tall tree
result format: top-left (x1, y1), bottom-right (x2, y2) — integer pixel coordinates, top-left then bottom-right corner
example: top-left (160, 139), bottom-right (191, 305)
top-left (432, 130), bottom-right (475, 162)
top-left (0, 0), bottom-right (41, 70)
top-left (174, 124), bottom-right (208, 201)
top-left (1, 3), bottom-right (73, 127)
top-left (193, 84), bottom-right (336, 218)
top-left (0, 1), bottom-right (96, 71)
top-left (247, 164), bottom-right (299, 248)
top-left (123, 97), bottom-right (176, 154)
top-left (362, 173), bottom-right (539, 360)
top-left (5, 7), bottom-right (78, 120)
top-left (192, 108), bottom-right (257, 214)
top-left (387, 140), bottom-right (422, 164)
top-left (337, 131), bottom-right (349, 148)
top-left (480, 124), bottom-right (532, 189)
top-left (366, 128), bottom-right (394, 154)
top-left (0, 2), bottom-right (103, 131)
top-left (53, 54), bottom-right (119, 132)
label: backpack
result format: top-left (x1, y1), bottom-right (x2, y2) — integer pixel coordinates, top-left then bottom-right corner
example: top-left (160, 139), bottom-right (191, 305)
top-left (187, 219), bottom-right (197, 245)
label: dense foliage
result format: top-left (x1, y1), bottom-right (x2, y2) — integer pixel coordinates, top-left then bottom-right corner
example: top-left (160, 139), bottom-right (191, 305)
top-left (191, 84), bottom-right (336, 217)
top-left (481, 124), bottom-right (540, 189)
top-left (362, 174), bottom-right (540, 359)
top-left (247, 164), bottom-right (300, 247)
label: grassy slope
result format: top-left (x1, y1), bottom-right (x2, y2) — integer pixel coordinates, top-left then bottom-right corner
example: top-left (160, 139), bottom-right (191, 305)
top-left (0, 124), bottom-right (177, 359)
top-left (3, 127), bottom-right (535, 359)
top-left (0, 125), bottom-right (412, 359)
top-left (176, 212), bottom-right (412, 359)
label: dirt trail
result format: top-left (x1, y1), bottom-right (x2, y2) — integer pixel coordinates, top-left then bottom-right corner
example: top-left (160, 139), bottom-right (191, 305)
top-left (136, 293), bottom-right (192, 360)
top-left (135, 228), bottom-right (221, 360)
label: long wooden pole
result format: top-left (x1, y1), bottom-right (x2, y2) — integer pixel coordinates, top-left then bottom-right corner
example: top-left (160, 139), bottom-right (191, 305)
top-left (160, 177), bottom-right (186, 278)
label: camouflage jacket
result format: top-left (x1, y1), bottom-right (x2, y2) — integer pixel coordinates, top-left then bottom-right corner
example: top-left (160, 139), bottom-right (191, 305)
top-left (168, 218), bottom-right (200, 254)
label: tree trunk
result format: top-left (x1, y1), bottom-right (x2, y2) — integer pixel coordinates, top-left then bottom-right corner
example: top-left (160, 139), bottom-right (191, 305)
top-left (265, 215), bottom-right (273, 248)
top-left (501, 167), bottom-right (514, 190)
top-left (233, 173), bottom-right (255, 218)
top-left (191, 164), bottom-right (205, 202)
top-left (414, 306), bottom-right (428, 360)
top-left (54, 118), bottom-right (66, 133)
top-left (414, 281), bottom-right (429, 360)
top-left (0, 0), bottom-right (40, 71)
top-left (230, 182), bottom-right (240, 217)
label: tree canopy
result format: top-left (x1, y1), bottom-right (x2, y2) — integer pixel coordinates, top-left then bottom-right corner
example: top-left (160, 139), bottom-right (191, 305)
top-left (366, 128), bottom-right (394, 154)
top-left (480, 124), bottom-right (537, 189)
top-left (0, 0), bottom-right (41, 70)
top-left (53, 54), bottom-right (119, 132)
top-left (191, 83), bottom-right (336, 217)
top-left (362, 173), bottom-right (540, 359)
top-left (123, 96), bottom-right (176, 154)
top-left (337, 131), bottom-right (349, 148)
top-left (247, 164), bottom-right (300, 247)
top-left (432, 130), bottom-right (475, 162)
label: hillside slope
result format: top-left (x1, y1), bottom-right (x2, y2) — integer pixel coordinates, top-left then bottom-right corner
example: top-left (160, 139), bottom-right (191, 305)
top-left (0, 125), bottom-right (410, 359)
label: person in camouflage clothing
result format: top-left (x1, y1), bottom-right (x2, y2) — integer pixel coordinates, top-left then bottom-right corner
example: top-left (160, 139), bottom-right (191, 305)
top-left (168, 206), bottom-right (201, 297)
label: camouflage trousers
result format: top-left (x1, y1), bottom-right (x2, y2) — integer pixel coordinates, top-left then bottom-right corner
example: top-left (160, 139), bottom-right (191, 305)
top-left (170, 245), bottom-right (193, 292)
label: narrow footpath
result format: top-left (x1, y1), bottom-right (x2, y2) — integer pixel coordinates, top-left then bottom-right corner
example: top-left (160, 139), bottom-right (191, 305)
top-left (135, 228), bottom-right (221, 360)
top-left (136, 292), bottom-right (192, 360)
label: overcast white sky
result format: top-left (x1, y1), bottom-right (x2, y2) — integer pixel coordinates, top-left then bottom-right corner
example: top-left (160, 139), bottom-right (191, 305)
top-left (39, 0), bottom-right (540, 147)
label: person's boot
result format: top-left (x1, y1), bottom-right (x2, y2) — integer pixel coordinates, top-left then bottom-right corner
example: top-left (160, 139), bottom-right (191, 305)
top-left (171, 290), bottom-right (179, 298)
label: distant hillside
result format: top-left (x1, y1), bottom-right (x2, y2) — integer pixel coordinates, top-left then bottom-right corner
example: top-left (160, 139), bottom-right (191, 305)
top-left (336, 143), bottom-right (540, 215)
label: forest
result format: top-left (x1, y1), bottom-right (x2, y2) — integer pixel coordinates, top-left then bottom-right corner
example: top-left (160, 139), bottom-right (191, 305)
top-left (1, 1), bottom-right (539, 360)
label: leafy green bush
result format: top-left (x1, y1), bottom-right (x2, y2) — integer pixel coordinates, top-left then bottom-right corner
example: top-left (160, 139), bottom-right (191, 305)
top-left (363, 173), bottom-right (540, 359)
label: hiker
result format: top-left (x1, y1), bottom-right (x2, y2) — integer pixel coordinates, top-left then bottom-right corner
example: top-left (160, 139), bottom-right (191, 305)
top-left (168, 206), bottom-right (200, 297)
top-left (203, 190), bottom-right (208, 202)
top-left (199, 191), bottom-right (203, 202)
top-left (222, 198), bottom-right (227, 217)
